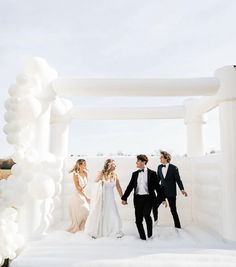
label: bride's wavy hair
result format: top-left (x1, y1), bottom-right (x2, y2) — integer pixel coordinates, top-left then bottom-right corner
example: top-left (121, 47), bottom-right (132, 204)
top-left (70, 159), bottom-right (86, 173)
top-left (102, 159), bottom-right (115, 177)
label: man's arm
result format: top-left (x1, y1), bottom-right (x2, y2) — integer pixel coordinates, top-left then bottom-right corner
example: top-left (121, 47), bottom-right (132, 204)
top-left (153, 171), bottom-right (166, 202)
top-left (121, 173), bottom-right (135, 202)
top-left (174, 166), bottom-right (188, 197)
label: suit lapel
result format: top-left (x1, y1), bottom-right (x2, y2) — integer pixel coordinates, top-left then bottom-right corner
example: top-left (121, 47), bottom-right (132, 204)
top-left (159, 165), bottom-right (165, 180)
top-left (165, 164), bottom-right (171, 179)
top-left (147, 168), bottom-right (151, 187)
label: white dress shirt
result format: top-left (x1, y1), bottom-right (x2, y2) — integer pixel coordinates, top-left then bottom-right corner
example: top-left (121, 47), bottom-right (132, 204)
top-left (136, 166), bottom-right (149, 195)
top-left (161, 163), bottom-right (169, 178)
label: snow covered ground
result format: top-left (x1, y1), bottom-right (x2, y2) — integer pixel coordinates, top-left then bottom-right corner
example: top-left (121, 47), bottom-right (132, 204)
top-left (11, 221), bottom-right (236, 267)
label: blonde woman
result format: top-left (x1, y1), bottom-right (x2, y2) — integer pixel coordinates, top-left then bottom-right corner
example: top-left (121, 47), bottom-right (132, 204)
top-left (67, 159), bottom-right (90, 233)
top-left (85, 159), bottom-right (123, 238)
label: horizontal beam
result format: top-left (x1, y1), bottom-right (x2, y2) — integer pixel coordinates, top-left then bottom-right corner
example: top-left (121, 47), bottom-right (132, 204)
top-left (70, 106), bottom-right (185, 120)
top-left (52, 77), bottom-right (219, 97)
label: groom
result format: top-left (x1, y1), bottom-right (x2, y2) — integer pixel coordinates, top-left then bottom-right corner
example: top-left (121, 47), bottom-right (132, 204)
top-left (121, 154), bottom-right (166, 240)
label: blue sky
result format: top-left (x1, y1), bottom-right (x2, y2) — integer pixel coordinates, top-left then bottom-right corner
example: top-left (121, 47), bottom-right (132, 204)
top-left (0, 0), bottom-right (235, 157)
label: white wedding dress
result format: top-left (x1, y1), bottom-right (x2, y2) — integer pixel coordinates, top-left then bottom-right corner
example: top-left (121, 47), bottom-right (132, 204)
top-left (85, 178), bottom-right (123, 238)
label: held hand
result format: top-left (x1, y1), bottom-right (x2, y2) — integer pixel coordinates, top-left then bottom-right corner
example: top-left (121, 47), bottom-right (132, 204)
top-left (181, 190), bottom-right (188, 197)
top-left (122, 200), bottom-right (128, 205)
top-left (162, 200), bottom-right (167, 208)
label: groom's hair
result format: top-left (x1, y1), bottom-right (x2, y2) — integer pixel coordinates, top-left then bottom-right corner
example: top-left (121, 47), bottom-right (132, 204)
top-left (160, 150), bottom-right (171, 163)
top-left (137, 154), bottom-right (148, 164)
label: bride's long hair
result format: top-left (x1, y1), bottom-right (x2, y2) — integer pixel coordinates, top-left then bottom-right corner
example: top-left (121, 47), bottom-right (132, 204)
top-left (101, 159), bottom-right (115, 178)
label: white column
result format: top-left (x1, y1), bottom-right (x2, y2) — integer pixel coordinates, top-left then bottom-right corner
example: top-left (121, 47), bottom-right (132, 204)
top-left (49, 98), bottom-right (72, 224)
top-left (32, 102), bottom-right (51, 158)
top-left (215, 65), bottom-right (236, 241)
top-left (49, 97), bottom-right (72, 157)
top-left (50, 122), bottom-right (69, 157)
top-left (49, 121), bottom-right (69, 225)
top-left (186, 118), bottom-right (205, 157)
top-left (184, 99), bottom-right (205, 157)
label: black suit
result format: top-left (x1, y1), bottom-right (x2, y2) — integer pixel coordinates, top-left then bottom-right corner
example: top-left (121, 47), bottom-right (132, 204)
top-left (153, 163), bottom-right (184, 228)
top-left (121, 168), bottom-right (164, 240)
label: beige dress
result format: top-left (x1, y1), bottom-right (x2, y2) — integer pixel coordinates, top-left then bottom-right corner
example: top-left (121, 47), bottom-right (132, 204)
top-left (67, 172), bottom-right (89, 233)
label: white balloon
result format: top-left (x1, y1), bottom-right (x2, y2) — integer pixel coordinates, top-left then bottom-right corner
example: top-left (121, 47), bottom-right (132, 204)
top-left (7, 134), bottom-right (19, 145)
top-left (8, 252), bottom-right (16, 260)
top-left (0, 208), bottom-right (17, 221)
top-left (41, 156), bottom-right (63, 170)
top-left (15, 234), bottom-right (24, 248)
top-left (3, 121), bottom-right (29, 135)
top-left (4, 98), bottom-right (13, 110)
top-left (12, 150), bottom-right (25, 163)
top-left (8, 127), bottom-right (32, 146)
top-left (18, 127), bottom-right (34, 147)
top-left (28, 175), bottom-right (55, 199)
top-left (16, 73), bottom-right (34, 86)
top-left (5, 97), bottom-right (20, 112)
top-left (10, 163), bottom-right (22, 176)
top-left (24, 58), bottom-right (58, 101)
top-left (18, 171), bottom-right (34, 182)
top-left (16, 74), bottom-right (41, 95)
top-left (3, 123), bottom-right (10, 134)
top-left (5, 221), bottom-right (18, 234)
top-left (19, 84), bottom-right (34, 95)
top-left (24, 57), bottom-right (58, 85)
top-left (16, 96), bottom-right (41, 120)
top-left (8, 84), bottom-right (18, 97)
top-left (51, 97), bottom-right (66, 117)
top-left (4, 111), bottom-right (17, 123)
top-left (44, 153), bottom-right (56, 162)
top-left (24, 148), bottom-right (38, 163)
top-left (8, 84), bottom-right (27, 97)
top-left (47, 169), bottom-right (63, 182)
top-left (51, 97), bottom-right (73, 117)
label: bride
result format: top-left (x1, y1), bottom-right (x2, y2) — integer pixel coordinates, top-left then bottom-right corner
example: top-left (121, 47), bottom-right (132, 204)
top-left (85, 159), bottom-right (124, 238)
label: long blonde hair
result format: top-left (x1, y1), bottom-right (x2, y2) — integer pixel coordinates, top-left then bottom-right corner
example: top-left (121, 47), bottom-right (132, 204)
top-left (70, 159), bottom-right (86, 173)
top-left (101, 159), bottom-right (115, 179)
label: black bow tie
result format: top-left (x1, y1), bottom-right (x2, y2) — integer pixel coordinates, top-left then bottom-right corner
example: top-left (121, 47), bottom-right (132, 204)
top-left (139, 169), bottom-right (144, 172)
top-left (162, 164), bottom-right (166, 168)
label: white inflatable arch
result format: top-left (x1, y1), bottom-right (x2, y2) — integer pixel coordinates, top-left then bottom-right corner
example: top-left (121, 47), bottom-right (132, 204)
top-left (1, 57), bottom-right (236, 263)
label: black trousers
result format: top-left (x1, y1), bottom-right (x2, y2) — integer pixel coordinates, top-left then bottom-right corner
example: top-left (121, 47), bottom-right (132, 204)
top-left (134, 194), bottom-right (153, 240)
top-left (153, 195), bottom-right (181, 228)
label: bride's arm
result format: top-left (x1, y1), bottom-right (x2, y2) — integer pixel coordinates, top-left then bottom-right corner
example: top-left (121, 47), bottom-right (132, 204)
top-left (95, 171), bottom-right (103, 182)
top-left (116, 176), bottom-right (123, 198)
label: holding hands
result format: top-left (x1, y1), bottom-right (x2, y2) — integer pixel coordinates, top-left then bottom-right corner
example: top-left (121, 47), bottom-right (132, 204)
top-left (162, 200), bottom-right (167, 208)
